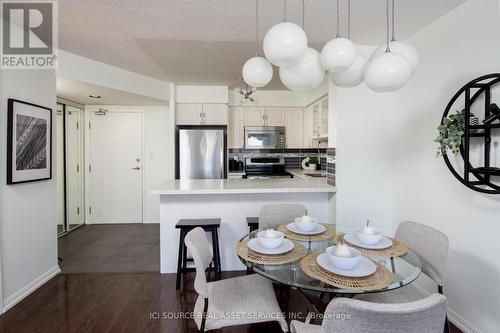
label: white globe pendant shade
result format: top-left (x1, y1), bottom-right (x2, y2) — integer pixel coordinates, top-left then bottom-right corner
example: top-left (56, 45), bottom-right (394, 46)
top-left (370, 41), bottom-right (419, 71)
top-left (320, 37), bottom-right (356, 72)
top-left (242, 56), bottom-right (273, 88)
top-left (279, 48), bottom-right (325, 92)
top-left (263, 22), bottom-right (308, 67)
top-left (364, 52), bottom-right (412, 92)
top-left (331, 54), bottom-right (366, 87)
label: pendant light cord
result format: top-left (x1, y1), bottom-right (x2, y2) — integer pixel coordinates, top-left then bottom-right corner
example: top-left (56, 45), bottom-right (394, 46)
top-left (336, 0), bottom-right (340, 38)
top-left (385, 0), bottom-right (391, 52)
top-left (347, 0), bottom-right (351, 39)
top-left (391, 0), bottom-right (396, 41)
top-left (302, 0), bottom-right (305, 30)
top-left (255, 0), bottom-right (259, 56)
top-left (283, 0), bottom-right (287, 22)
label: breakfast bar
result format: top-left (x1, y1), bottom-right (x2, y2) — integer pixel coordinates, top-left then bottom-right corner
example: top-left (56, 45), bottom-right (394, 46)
top-left (151, 178), bottom-right (336, 273)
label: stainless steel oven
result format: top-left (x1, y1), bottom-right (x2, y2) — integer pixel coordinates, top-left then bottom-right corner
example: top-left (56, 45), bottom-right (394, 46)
top-left (244, 126), bottom-right (286, 149)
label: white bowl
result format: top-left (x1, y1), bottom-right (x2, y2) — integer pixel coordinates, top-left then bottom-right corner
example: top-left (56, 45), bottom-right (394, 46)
top-left (294, 217), bottom-right (318, 232)
top-left (325, 246), bottom-right (361, 270)
top-left (356, 228), bottom-right (383, 245)
top-left (257, 230), bottom-right (285, 249)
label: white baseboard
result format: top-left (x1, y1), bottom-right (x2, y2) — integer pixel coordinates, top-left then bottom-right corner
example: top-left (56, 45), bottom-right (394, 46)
top-left (2, 265), bottom-right (61, 313)
top-left (412, 282), bottom-right (482, 333)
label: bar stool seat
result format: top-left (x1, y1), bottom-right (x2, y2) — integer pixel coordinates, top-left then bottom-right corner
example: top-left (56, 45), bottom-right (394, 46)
top-left (176, 218), bottom-right (221, 289)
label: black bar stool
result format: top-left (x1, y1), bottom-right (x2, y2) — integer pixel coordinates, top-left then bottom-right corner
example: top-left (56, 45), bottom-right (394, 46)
top-left (246, 217), bottom-right (259, 233)
top-left (176, 218), bottom-right (222, 290)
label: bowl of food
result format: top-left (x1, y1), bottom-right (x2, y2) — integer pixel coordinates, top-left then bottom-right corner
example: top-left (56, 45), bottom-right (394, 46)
top-left (325, 245), bottom-right (361, 270)
top-left (294, 215), bottom-right (318, 232)
top-left (356, 226), bottom-right (383, 245)
top-left (257, 229), bottom-right (285, 249)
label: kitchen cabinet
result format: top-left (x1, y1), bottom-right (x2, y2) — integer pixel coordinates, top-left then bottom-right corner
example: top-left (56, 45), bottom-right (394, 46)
top-left (311, 96), bottom-right (328, 139)
top-left (244, 107), bottom-right (285, 127)
top-left (286, 108), bottom-right (304, 148)
top-left (176, 103), bottom-right (227, 125)
top-left (303, 105), bottom-right (313, 148)
top-left (228, 107), bottom-right (244, 148)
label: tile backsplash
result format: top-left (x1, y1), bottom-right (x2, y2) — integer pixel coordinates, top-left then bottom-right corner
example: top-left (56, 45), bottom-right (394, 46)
top-left (326, 148), bottom-right (336, 187)
top-left (229, 148), bottom-right (328, 170)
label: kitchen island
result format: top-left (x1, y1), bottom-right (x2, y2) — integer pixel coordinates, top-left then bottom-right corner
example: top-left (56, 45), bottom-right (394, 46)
top-left (151, 176), bottom-right (336, 273)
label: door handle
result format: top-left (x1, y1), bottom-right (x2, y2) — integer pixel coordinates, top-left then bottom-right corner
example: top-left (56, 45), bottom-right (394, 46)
top-left (132, 167), bottom-right (141, 170)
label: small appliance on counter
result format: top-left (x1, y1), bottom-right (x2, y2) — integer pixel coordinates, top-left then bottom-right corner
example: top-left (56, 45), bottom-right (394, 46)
top-left (176, 125), bottom-right (227, 179)
top-left (229, 158), bottom-right (245, 172)
top-left (243, 157), bottom-right (294, 179)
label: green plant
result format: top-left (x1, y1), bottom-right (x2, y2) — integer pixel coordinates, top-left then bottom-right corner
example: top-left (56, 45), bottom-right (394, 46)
top-left (435, 109), bottom-right (475, 156)
top-left (308, 156), bottom-right (318, 165)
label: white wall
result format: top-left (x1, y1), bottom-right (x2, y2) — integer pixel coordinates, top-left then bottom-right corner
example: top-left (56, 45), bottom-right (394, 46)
top-left (85, 105), bottom-right (172, 223)
top-left (392, 1), bottom-right (500, 332)
top-left (0, 69), bottom-right (60, 313)
top-left (176, 85), bottom-right (228, 104)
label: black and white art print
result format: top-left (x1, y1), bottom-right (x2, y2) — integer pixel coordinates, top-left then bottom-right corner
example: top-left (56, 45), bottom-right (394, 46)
top-left (7, 99), bottom-right (52, 184)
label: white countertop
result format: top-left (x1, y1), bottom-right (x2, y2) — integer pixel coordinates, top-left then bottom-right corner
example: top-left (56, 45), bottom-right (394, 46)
top-left (151, 176), bottom-right (335, 195)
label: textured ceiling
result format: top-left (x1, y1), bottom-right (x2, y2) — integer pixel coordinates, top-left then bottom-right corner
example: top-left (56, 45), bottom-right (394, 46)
top-left (58, 0), bottom-right (466, 88)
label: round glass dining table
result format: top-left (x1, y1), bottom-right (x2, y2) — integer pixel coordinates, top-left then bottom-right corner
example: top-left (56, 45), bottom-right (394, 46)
top-left (237, 224), bottom-right (421, 295)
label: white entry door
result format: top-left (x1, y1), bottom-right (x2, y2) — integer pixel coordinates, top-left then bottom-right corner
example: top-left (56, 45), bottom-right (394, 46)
top-left (89, 111), bottom-right (143, 223)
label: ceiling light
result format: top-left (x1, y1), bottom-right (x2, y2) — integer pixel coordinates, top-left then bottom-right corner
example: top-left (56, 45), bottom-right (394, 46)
top-left (364, 0), bottom-right (412, 92)
top-left (263, 0), bottom-right (307, 67)
top-left (242, 0), bottom-right (273, 88)
top-left (279, 47), bottom-right (325, 91)
top-left (89, 94), bottom-right (101, 99)
top-left (369, 0), bottom-right (419, 71)
top-left (320, 0), bottom-right (356, 72)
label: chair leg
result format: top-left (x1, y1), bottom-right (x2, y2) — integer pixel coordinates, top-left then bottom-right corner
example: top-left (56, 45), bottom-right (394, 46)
top-left (213, 229), bottom-right (222, 280)
top-left (200, 297), bottom-right (208, 332)
top-left (444, 314), bottom-right (450, 333)
top-left (176, 229), bottom-right (184, 289)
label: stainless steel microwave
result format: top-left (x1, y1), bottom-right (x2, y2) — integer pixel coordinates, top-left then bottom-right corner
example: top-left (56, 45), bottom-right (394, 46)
top-left (244, 126), bottom-right (286, 149)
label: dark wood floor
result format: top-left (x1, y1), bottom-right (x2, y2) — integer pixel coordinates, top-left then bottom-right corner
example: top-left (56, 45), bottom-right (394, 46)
top-left (58, 224), bottom-right (160, 273)
top-left (0, 271), bottom-right (462, 333)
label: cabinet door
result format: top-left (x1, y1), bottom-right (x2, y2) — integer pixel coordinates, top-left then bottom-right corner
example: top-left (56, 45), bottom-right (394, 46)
top-left (286, 108), bottom-right (304, 148)
top-left (203, 104), bottom-right (227, 125)
top-left (312, 102), bottom-right (320, 138)
top-left (303, 106), bottom-right (313, 148)
top-left (177, 103), bottom-right (202, 125)
top-left (244, 107), bottom-right (265, 126)
top-left (320, 98), bottom-right (329, 137)
top-left (265, 107), bottom-right (285, 126)
top-left (228, 107), bottom-right (245, 148)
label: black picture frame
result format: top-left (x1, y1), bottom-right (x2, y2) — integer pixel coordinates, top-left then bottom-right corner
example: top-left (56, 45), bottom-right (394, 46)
top-left (7, 98), bottom-right (53, 185)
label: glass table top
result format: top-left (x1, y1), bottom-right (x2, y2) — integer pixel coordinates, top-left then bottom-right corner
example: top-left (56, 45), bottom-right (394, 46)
top-left (237, 224), bottom-right (421, 294)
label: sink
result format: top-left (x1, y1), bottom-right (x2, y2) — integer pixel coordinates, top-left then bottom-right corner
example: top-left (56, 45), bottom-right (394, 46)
top-left (304, 173), bottom-right (327, 178)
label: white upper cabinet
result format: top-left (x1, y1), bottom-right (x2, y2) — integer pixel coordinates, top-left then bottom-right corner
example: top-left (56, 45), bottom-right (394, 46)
top-left (177, 103), bottom-right (227, 125)
top-left (311, 96), bottom-right (328, 138)
top-left (265, 107), bottom-right (285, 126)
top-left (303, 105), bottom-right (313, 148)
top-left (285, 108), bottom-right (304, 148)
top-left (244, 107), bottom-right (265, 126)
top-left (203, 104), bottom-right (227, 125)
top-left (228, 107), bottom-right (245, 148)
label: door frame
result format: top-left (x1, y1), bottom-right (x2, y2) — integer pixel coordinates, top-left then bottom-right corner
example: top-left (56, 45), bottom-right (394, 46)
top-left (84, 107), bottom-right (145, 224)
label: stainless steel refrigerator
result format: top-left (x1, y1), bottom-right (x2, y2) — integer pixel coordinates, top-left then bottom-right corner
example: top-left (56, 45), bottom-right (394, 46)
top-left (176, 126), bottom-right (227, 179)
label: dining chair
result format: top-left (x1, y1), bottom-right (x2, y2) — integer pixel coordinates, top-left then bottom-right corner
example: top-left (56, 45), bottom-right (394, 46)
top-left (355, 221), bottom-right (450, 332)
top-left (291, 294), bottom-right (447, 333)
top-left (184, 227), bottom-right (288, 332)
top-left (259, 204), bottom-right (307, 229)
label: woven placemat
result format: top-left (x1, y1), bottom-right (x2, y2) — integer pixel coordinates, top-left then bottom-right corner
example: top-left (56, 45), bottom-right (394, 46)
top-left (300, 252), bottom-right (393, 291)
top-left (236, 239), bottom-right (308, 265)
top-left (277, 224), bottom-right (337, 242)
top-left (334, 234), bottom-right (408, 257)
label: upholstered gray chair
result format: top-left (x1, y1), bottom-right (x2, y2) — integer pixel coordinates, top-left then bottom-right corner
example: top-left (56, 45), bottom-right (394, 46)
top-left (355, 221), bottom-right (449, 331)
top-left (291, 294), bottom-right (447, 333)
top-left (184, 227), bottom-right (288, 332)
top-left (259, 204), bottom-right (307, 229)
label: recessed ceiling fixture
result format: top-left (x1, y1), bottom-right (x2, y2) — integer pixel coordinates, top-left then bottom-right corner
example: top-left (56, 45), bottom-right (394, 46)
top-left (320, 0), bottom-right (356, 73)
top-left (279, 0), bottom-right (325, 92)
top-left (330, 0), bottom-right (367, 87)
top-left (89, 94), bottom-right (101, 99)
top-left (239, 83), bottom-right (257, 104)
top-left (242, 0), bottom-right (273, 88)
top-left (263, 0), bottom-right (307, 67)
top-left (364, 0), bottom-right (415, 92)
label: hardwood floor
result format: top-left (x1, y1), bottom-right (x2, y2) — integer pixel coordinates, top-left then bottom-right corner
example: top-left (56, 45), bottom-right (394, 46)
top-left (58, 224), bottom-right (160, 273)
top-left (0, 271), bottom-right (462, 333)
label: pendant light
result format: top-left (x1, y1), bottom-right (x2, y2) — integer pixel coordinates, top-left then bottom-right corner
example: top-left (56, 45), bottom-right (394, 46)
top-left (320, 0), bottom-right (356, 72)
top-left (331, 0), bottom-right (366, 87)
top-left (364, 0), bottom-right (412, 92)
top-left (279, 0), bottom-right (325, 91)
top-left (242, 0), bottom-right (273, 88)
top-left (369, 0), bottom-right (418, 71)
top-left (263, 0), bottom-right (308, 67)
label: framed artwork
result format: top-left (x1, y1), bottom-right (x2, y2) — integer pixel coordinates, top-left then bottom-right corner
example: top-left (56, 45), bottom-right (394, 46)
top-left (7, 98), bottom-right (52, 184)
